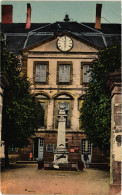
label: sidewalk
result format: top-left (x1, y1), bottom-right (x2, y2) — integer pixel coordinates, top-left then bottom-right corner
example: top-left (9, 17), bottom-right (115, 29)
top-left (1, 163), bottom-right (112, 194)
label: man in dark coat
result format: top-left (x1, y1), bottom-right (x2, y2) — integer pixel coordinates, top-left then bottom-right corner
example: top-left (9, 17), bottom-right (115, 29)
top-left (83, 151), bottom-right (89, 168)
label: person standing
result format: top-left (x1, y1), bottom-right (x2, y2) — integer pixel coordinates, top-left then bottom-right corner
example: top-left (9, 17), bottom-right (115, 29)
top-left (83, 151), bottom-right (89, 168)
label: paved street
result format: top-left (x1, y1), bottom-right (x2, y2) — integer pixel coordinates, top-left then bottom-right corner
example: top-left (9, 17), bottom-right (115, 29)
top-left (1, 163), bottom-right (111, 195)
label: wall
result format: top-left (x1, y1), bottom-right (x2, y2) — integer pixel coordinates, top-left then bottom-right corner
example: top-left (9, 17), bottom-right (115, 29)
top-left (110, 85), bottom-right (122, 185)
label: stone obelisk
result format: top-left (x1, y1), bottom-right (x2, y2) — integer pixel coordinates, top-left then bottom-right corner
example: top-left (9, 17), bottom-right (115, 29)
top-left (53, 103), bottom-right (68, 168)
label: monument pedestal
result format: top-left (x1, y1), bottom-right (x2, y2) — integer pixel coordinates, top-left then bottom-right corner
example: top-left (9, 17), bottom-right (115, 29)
top-left (54, 148), bottom-right (68, 166)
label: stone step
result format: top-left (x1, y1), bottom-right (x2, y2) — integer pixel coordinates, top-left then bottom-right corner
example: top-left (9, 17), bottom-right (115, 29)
top-left (44, 162), bottom-right (84, 171)
top-left (16, 161), bottom-right (38, 164)
top-left (89, 163), bottom-right (109, 169)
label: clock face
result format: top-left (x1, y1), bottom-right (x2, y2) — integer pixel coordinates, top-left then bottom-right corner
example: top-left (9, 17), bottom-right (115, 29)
top-left (57, 36), bottom-right (73, 52)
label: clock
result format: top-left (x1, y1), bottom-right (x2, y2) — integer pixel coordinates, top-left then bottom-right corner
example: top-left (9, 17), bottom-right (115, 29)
top-left (57, 36), bottom-right (73, 52)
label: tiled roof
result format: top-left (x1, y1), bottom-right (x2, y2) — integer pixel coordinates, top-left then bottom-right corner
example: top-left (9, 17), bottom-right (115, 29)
top-left (6, 36), bottom-right (26, 52)
top-left (25, 35), bottom-right (53, 48)
top-left (85, 23), bottom-right (121, 34)
top-left (104, 35), bottom-right (121, 46)
top-left (74, 33), bottom-right (106, 48)
top-left (33, 22), bottom-right (96, 33)
top-left (1, 23), bottom-right (49, 33)
top-left (1, 22), bottom-right (121, 34)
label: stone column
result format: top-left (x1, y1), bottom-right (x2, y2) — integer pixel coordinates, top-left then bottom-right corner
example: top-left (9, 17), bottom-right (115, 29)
top-left (71, 98), bottom-right (79, 130)
top-left (47, 99), bottom-right (54, 130)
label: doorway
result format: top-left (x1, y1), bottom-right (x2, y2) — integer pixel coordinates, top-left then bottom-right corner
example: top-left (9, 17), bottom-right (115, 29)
top-left (81, 139), bottom-right (92, 163)
top-left (34, 138), bottom-right (44, 160)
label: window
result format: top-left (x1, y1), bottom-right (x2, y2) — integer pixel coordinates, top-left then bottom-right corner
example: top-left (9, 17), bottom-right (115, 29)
top-left (83, 65), bottom-right (91, 83)
top-left (59, 64), bottom-right (70, 82)
top-left (54, 94), bottom-right (73, 129)
top-left (46, 144), bottom-right (55, 152)
top-left (81, 140), bottom-right (92, 155)
top-left (70, 146), bottom-right (79, 153)
top-left (36, 94), bottom-right (49, 129)
top-left (78, 96), bottom-right (84, 129)
top-left (38, 103), bottom-right (45, 127)
top-left (57, 61), bottom-right (72, 84)
top-left (81, 63), bottom-right (92, 84)
top-left (34, 61), bottom-right (49, 84)
top-left (8, 145), bottom-right (18, 152)
top-left (35, 64), bottom-right (46, 82)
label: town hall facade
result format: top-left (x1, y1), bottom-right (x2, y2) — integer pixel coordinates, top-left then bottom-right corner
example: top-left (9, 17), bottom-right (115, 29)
top-left (1, 4), bottom-right (121, 164)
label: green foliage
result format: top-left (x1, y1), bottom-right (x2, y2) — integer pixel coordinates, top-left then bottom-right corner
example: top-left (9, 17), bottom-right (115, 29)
top-left (2, 48), bottom-right (44, 147)
top-left (80, 43), bottom-right (121, 151)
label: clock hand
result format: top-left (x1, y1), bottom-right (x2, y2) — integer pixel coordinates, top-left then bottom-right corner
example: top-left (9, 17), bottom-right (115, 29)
top-left (64, 36), bottom-right (66, 48)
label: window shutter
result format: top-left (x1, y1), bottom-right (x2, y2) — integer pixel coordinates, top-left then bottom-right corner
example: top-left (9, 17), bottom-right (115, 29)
top-left (81, 65), bottom-right (83, 83)
top-left (35, 64), bottom-right (46, 82)
top-left (35, 65), bottom-right (40, 82)
top-left (83, 65), bottom-right (91, 83)
top-left (65, 65), bottom-right (70, 82)
top-left (40, 65), bottom-right (46, 82)
top-left (59, 65), bottom-right (70, 82)
top-left (53, 144), bottom-right (55, 152)
top-left (83, 65), bottom-right (87, 82)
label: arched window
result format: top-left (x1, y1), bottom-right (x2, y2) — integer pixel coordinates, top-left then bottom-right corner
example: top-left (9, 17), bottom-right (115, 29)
top-left (78, 95), bottom-right (85, 129)
top-left (54, 93), bottom-right (74, 129)
top-left (36, 93), bottom-right (49, 128)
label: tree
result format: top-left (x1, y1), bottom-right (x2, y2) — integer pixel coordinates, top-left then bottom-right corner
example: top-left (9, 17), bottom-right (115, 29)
top-left (1, 47), bottom-right (44, 166)
top-left (80, 43), bottom-right (121, 151)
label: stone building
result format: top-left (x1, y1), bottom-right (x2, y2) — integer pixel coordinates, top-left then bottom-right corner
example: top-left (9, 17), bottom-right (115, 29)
top-left (1, 4), bottom-right (121, 165)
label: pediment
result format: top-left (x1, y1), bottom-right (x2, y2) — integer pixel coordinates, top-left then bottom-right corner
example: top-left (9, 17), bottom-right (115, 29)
top-left (23, 32), bottom-right (99, 53)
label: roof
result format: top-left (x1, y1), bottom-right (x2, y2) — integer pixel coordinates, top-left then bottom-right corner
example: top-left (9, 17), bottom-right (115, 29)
top-left (1, 22), bottom-right (121, 34)
top-left (1, 21), bottom-right (121, 53)
top-left (1, 23), bottom-right (48, 33)
top-left (83, 23), bottom-right (121, 34)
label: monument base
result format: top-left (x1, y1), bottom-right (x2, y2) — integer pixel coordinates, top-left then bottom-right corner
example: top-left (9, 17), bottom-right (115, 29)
top-left (44, 162), bottom-right (80, 171)
top-left (53, 147), bottom-right (69, 168)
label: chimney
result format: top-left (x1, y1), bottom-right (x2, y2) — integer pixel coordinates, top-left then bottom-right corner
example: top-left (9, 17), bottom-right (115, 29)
top-left (2, 5), bottom-right (13, 23)
top-left (95, 4), bottom-right (102, 29)
top-left (26, 3), bottom-right (31, 29)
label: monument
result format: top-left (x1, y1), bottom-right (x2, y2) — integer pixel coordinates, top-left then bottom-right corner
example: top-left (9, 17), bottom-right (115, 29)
top-left (53, 102), bottom-right (69, 169)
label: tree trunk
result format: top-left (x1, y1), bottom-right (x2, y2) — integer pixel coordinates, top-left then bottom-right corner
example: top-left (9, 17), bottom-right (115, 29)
top-left (5, 142), bottom-right (9, 167)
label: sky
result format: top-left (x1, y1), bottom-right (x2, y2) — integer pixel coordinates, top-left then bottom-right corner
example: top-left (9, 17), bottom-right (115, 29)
top-left (0, 0), bottom-right (121, 23)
